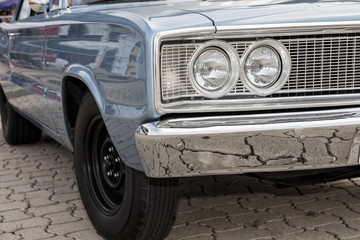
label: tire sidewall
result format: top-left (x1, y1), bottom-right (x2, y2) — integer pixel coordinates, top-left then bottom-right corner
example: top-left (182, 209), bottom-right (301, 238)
top-left (74, 93), bottom-right (136, 238)
top-left (0, 86), bottom-right (10, 141)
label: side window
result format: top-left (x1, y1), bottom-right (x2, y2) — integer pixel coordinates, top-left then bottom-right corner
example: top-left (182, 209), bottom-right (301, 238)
top-left (69, 0), bottom-right (91, 7)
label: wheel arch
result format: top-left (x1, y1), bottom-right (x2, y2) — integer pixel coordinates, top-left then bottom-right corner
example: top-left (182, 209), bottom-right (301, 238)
top-left (62, 64), bottom-right (106, 146)
top-left (62, 64), bottom-right (146, 172)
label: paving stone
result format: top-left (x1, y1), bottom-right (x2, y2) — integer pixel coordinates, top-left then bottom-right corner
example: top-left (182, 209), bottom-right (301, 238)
top-left (276, 230), bottom-right (337, 240)
top-left (328, 193), bottom-right (360, 206)
top-left (0, 201), bottom-right (28, 212)
top-left (179, 235), bottom-right (214, 240)
top-left (241, 197), bottom-right (290, 210)
top-left (52, 192), bottom-right (81, 202)
top-left (24, 190), bottom-right (53, 199)
top-left (263, 220), bottom-right (301, 236)
top-left (268, 205), bottom-right (304, 218)
top-left (0, 195), bottom-right (11, 203)
top-left (0, 169), bottom-right (21, 177)
top-left (11, 185), bottom-right (39, 194)
top-left (293, 199), bottom-right (344, 212)
top-left (297, 185), bottom-right (348, 199)
top-left (0, 174), bottom-right (21, 182)
top-left (343, 219), bottom-right (360, 231)
top-left (47, 237), bottom-right (74, 240)
top-left (190, 195), bottom-right (238, 209)
top-left (215, 227), bottom-right (271, 240)
top-left (28, 203), bottom-right (74, 216)
top-left (0, 209), bottom-right (31, 221)
top-left (0, 179), bottom-right (35, 188)
top-left (286, 213), bottom-right (341, 229)
top-left (230, 211), bottom-right (283, 227)
top-left (73, 209), bottom-right (89, 219)
top-left (16, 227), bottom-right (55, 240)
top-left (0, 217), bottom-right (49, 232)
top-left (68, 230), bottom-right (104, 240)
top-left (176, 198), bottom-right (202, 213)
top-left (317, 222), bottom-right (360, 239)
top-left (176, 208), bottom-right (226, 224)
top-left (325, 207), bottom-right (360, 221)
top-left (47, 220), bottom-right (93, 236)
top-left (214, 203), bottom-right (253, 216)
top-left (68, 199), bottom-right (85, 210)
top-left (199, 217), bottom-right (241, 231)
top-left (165, 223), bottom-right (212, 240)
top-left (0, 188), bottom-right (12, 196)
top-left (0, 233), bottom-right (22, 240)
top-left (29, 197), bottom-right (57, 208)
top-left (45, 211), bottom-right (81, 224)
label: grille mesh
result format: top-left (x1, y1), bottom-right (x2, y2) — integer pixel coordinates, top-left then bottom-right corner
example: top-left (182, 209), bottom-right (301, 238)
top-left (160, 33), bottom-right (360, 102)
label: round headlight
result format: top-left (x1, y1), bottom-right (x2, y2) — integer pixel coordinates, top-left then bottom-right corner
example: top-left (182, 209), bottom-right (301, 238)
top-left (194, 48), bottom-right (231, 91)
top-left (240, 40), bottom-right (291, 96)
top-left (245, 46), bottom-right (281, 88)
top-left (189, 41), bottom-right (240, 99)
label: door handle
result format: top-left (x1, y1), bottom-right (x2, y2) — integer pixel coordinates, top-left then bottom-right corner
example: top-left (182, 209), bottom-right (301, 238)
top-left (7, 32), bottom-right (20, 40)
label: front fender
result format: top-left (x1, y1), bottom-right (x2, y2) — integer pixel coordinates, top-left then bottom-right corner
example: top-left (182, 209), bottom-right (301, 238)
top-left (63, 64), bottom-right (106, 113)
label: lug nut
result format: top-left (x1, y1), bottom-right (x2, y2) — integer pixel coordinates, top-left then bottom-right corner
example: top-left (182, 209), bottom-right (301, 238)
top-left (107, 171), bottom-right (113, 177)
top-left (109, 147), bottom-right (114, 152)
top-left (114, 173), bottom-right (120, 179)
top-left (115, 157), bottom-right (121, 163)
top-left (104, 155), bottom-right (110, 161)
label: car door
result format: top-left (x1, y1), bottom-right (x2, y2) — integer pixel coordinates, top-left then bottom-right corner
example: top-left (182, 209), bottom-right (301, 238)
top-left (8, 0), bottom-right (53, 129)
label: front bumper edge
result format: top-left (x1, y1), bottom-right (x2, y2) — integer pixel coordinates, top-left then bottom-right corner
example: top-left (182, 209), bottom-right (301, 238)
top-left (135, 109), bottom-right (360, 178)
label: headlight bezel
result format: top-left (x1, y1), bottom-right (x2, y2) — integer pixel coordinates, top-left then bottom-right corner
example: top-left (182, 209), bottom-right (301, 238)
top-left (239, 39), bottom-right (291, 96)
top-left (189, 41), bottom-right (240, 99)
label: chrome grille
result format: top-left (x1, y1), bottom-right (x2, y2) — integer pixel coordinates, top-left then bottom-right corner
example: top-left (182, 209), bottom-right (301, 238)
top-left (160, 33), bottom-right (360, 102)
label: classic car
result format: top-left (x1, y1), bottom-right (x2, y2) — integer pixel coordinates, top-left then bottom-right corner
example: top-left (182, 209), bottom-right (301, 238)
top-left (1, 0), bottom-right (360, 239)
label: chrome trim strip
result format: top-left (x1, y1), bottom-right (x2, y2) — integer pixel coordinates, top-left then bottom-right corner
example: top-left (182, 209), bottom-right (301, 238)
top-left (142, 108), bottom-right (360, 136)
top-left (157, 107), bottom-right (360, 129)
top-left (215, 21), bottom-right (360, 36)
top-left (154, 23), bottom-right (360, 114)
top-left (158, 94), bottom-right (360, 113)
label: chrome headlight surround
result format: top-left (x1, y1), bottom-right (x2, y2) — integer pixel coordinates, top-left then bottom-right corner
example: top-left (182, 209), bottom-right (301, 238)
top-left (189, 41), bottom-right (240, 99)
top-left (240, 39), bottom-right (291, 96)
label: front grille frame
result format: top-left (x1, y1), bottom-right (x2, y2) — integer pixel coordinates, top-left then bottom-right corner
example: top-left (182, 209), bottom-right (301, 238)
top-left (155, 25), bottom-right (360, 114)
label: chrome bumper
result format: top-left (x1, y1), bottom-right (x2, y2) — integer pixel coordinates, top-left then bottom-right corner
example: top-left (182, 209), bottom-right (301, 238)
top-left (135, 108), bottom-right (360, 178)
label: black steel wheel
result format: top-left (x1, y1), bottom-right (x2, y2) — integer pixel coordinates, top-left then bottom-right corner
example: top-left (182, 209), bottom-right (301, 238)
top-left (74, 92), bottom-right (178, 240)
top-left (0, 85), bottom-right (41, 145)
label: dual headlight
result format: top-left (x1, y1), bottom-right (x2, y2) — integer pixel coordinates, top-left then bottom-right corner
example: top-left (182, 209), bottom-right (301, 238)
top-left (189, 40), bottom-right (291, 98)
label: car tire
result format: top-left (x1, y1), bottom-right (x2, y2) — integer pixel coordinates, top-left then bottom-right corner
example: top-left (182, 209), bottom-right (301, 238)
top-left (74, 92), bottom-right (178, 240)
top-left (0, 85), bottom-right (42, 145)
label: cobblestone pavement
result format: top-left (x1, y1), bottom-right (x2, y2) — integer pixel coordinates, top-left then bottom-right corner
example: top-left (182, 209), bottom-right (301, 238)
top-left (2, 128), bottom-right (360, 240)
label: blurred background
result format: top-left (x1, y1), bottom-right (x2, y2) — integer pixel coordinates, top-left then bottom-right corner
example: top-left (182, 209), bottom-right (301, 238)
top-left (0, 0), bottom-right (18, 22)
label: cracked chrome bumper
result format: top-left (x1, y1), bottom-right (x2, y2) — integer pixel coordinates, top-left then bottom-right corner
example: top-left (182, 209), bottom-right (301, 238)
top-left (135, 108), bottom-right (360, 178)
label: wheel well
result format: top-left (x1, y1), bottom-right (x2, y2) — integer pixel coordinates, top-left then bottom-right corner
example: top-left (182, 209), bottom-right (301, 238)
top-left (64, 77), bottom-right (88, 142)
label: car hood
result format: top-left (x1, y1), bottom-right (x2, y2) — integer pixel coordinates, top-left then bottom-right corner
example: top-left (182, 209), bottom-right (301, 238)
top-left (189, 0), bottom-right (360, 28)
top-left (101, 0), bottom-right (360, 31)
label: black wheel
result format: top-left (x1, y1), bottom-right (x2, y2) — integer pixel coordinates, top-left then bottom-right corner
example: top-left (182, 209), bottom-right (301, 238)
top-left (74, 92), bottom-right (178, 240)
top-left (0, 85), bottom-right (42, 145)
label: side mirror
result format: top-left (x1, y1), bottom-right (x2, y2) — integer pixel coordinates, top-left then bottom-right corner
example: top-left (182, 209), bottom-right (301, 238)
top-left (29, 0), bottom-right (49, 13)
